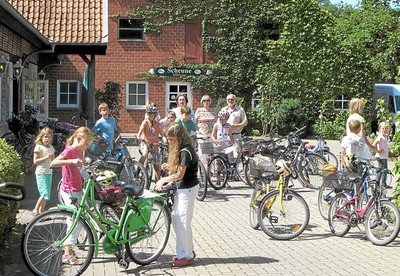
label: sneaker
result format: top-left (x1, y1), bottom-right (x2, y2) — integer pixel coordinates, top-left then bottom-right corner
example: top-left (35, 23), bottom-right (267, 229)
top-left (62, 254), bottom-right (82, 265)
top-left (172, 258), bottom-right (194, 267)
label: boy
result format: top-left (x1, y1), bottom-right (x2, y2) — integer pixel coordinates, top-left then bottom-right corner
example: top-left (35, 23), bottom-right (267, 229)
top-left (176, 106), bottom-right (197, 136)
top-left (92, 103), bottom-right (117, 152)
top-left (340, 119), bottom-right (364, 172)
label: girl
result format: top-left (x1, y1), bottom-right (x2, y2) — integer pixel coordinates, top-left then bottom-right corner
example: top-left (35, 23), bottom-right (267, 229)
top-left (50, 127), bottom-right (94, 265)
top-left (32, 127), bottom-right (55, 215)
top-left (373, 121), bottom-right (391, 188)
top-left (155, 123), bottom-right (199, 267)
top-left (138, 105), bottom-right (164, 182)
top-left (211, 110), bottom-right (234, 150)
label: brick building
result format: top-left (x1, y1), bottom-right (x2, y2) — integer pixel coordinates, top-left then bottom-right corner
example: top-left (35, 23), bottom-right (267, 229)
top-left (2, 0), bottom-right (212, 135)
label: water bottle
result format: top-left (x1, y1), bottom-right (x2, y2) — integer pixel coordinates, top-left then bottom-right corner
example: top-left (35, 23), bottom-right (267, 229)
top-left (116, 148), bottom-right (124, 161)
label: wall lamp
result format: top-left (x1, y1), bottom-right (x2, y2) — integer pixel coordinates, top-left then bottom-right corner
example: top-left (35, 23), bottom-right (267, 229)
top-left (0, 56), bottom-right (24, 81)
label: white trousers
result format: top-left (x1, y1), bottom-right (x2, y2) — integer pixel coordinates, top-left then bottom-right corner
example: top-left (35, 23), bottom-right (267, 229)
top-left (60, 190), bottom-right (83, 246)
top-left (172, 184), bottom-right (199, 259)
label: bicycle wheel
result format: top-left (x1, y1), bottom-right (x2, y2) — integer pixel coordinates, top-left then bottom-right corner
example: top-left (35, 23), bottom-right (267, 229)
top-left (323, 150), bottom-right (339, 168)
top-left (21, 209), bottom-right (95, 276)
top-left (298, 153), bottom-right (327, 189)
top-left (317, 181), bottom-right (341, 220)
top-left (126, 200), bottom-right (171, 265)
top-left (244, 161), bottom-right (256, 188)
top-left (258, 189), bottom-right (310, 240)
top-left (249, 180), bottom-right (264, 230)
top-left (234, 156), bottom-right (247, 184)
top-left (365, 200), bottom-right (400, 246)
top-left (196, 161), bottom-right (208, 201)
top-left (207, 155), bottom-right (228, 190)
top-left (99, 202), bottom-right (120, 226)
top-left (19, 143), bottom-right (34, 173)
top-left (121, 160), bottom-right (149, 189)
top-left (328, 193), bottom-right (352, 236)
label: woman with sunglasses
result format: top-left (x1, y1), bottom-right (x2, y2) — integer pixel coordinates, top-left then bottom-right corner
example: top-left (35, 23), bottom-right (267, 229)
top-left (194, 95), bottom-right (216, 162)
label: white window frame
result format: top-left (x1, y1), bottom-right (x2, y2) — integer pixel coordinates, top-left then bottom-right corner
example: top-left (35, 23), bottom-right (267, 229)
top-left (56, 80), bottom-right (80, 109)
top-left (126, 81), bottom-right (148, 110)
top-left (165, 82), bottom-right (192, 112)
top-left (334, 95), bottom-right (350, 111)
top-left (118, 18), bottom-right (144, 41)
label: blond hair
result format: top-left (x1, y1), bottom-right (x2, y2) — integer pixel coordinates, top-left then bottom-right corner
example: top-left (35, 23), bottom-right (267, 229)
top-left (98, 103), bottom-right (109, 113)
top-left (35, 127), bottom-right (53, 145)
top-left (181, 106), bottom-right (191, 115)
top-left (201, 95), bottom-right (211, 104)
top-left (348, 98), bottom-right (364, 115)
top-left (166, 123), bottom-right (191, 175)
top-left (348, 119), bottom-right (361, 134)
top-left (66, 127), bottom-right (93, 146)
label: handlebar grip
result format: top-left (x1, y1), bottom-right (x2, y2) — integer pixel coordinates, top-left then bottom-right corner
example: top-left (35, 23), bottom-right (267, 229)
top-left (0, 182), bottom-right (25, 201)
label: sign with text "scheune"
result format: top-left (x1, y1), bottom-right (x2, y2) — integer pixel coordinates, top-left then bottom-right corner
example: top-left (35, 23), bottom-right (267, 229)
top-left (149, 67), bottom-right (210, 76)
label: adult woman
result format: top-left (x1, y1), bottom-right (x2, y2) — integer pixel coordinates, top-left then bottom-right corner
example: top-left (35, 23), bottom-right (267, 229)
top-left (155, 123), bottom-right (199, 267)
top-left (172, 94), bottom-right (192, 119)
top-left (346, 98), bottom-right (373, 159)
top-left (195, 95), bottom-right (216, 161)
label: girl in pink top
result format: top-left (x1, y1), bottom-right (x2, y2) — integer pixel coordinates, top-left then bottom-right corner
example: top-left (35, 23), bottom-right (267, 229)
top-left (50, 126), bottom-right (94, 265)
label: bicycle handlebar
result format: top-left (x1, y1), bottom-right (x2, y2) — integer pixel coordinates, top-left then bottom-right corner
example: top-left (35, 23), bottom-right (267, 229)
top-left (0, 182), bottom-right (25, 201)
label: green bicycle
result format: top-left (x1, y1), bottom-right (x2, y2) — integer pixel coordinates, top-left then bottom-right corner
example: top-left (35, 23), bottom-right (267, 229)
top-left (21, 164), bottom-right (174, 276)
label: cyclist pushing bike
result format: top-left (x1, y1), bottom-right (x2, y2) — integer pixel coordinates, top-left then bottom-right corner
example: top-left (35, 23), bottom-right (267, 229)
top-left (138, 105), bottom-right (164, 182)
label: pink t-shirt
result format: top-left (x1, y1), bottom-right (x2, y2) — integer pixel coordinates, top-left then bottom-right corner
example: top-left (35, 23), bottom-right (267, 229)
top-left (60, 146), bottom-right (83, 193)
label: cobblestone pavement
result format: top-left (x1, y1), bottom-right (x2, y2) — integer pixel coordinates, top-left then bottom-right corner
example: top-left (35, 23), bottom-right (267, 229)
top-left (2, 140), bottom-right (400, 275)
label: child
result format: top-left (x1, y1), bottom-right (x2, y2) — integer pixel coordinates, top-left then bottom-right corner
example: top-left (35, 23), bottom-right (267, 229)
top-left (92, 103), bottom-right (117, 152)
top-left (138, 105), bottom-right (164, 182)
top-left (159, 110), bottom-right (177, 133)
top-left (340, 119), bottom-right (364, 172)
top-left (32, 127), bottom-right (55, 216)
top-left (212, 110), bottom-right (234, 165)
top-left (176, 106), bottom-right (197, 136)
top-left (373, 121), bottom-right (391, 188)
top-left (50, 127), bottom-right (94, 265)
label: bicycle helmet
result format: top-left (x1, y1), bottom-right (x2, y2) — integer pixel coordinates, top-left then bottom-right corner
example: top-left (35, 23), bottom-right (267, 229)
top-left (218, 109), bottom-right (230, 120)
top-left (96, 170), bottom-right (117, 187)
top-left (275, 159), bottom-right (291, 176)
top-left (146, 106), bottom-right (159, 115)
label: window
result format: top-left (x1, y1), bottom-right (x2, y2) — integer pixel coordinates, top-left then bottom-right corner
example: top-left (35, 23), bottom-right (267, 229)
top-left (126, 81), bottom-right (148, 109)
top-left (57, 80), bottom-right (79, 109)
top-left (334, 95), bottom-right (350, 111)
top-left (118, 19), bottom-right (144, 40)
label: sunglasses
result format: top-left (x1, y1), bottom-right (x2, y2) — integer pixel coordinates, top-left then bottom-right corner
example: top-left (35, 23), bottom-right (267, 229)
top-left (203, 99), bottom-right (210, 103)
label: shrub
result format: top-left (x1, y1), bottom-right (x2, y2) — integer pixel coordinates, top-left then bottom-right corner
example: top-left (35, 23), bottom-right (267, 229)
top-left (275, 98), bottom-right (308, 135)
top-left (95, 81), bottom-right (123, 121)
top-left (0, 138), bottom-right (22, 245)
top-left (312, 110), bottom-right (347, 140)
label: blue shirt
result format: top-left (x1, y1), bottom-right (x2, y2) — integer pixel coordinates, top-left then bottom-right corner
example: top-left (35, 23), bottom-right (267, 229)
top-left (92, 116), bottom-right (117, 151)
top-left (176, 118), bottom-right (197, 135)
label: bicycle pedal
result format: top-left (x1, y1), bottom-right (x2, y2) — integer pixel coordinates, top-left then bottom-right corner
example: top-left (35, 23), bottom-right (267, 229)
top-left (270, 216), bottom-right (278, 223)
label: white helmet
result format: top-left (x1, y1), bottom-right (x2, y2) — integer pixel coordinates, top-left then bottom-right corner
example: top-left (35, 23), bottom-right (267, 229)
top-left (275, 159), bottom-right (291, 176)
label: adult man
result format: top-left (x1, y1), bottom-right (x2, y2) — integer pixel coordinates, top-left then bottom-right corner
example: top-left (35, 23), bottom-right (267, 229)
top-left (221, 94), bottom-right (248, 142)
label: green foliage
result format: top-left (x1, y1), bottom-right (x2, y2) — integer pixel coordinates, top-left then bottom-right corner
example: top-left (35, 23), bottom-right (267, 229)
top-left (95, 81), bottom-right (123, 121)
top-left (274, 98), bottom-right (308, 135)
top-left (375, 97), bottom-right (392, 124)
top-left (0, 138), bottom-right (22, 245)
top-left (313, 109), bottom-right (347, 140)
top-left (246, 108), bottom-right (263, 136)
top-left (392, 113), bottom-right (400, 208)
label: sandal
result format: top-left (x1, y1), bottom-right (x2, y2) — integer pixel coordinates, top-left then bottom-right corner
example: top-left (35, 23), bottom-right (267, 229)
top-left (32, 210), bottom-right (40, 217)
top-left (62, 254), bottom-right (82, 265)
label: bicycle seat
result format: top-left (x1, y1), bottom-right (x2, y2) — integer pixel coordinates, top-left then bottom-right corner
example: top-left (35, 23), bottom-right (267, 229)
top-left (122, 183), bottom-right (144, 197)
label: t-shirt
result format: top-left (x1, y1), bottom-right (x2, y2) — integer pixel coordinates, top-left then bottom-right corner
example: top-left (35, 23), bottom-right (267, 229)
top-left (375, 133), bottom-right (389, 159)
top-left (221, 105), bottom-right (247, 134)
top-left (214, 122), bottom-right (232, 148)
top-left (341, 133), bottom-right (364, 158)
top-left (346, 113), bottom-right (371, 159)
top-left (195, 107), bottom-right (216, 137)
top-left (140, 120), bottom-right (163, 145)
top-left (176, 118), bottom-right (197, 135)
top-left (178, 144), bottom-right (199, 189)
top-left (60, 146), bottom-right (83, 193)
top-left (34, 144), bottom-right (55, 175)
top-left (92, 116), bottom-right (117, 151)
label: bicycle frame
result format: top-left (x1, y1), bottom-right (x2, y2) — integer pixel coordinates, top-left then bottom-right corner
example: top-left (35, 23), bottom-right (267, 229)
top-left (56, 174), bottom-right (164, 257)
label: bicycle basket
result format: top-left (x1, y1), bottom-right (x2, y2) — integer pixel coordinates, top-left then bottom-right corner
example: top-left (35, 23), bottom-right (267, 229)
top-left (249, 155), bottom-right (277, 177)
top-left (88, 136), bottom-right (109, 155)
top-left (241, 140), bottom-right (258, 155)
top-left (322, 163), bottom-right (337, 178)
top-left (199, 142), bottom-right (214, 155)
top-left (323, 171), bottom-right (361, 190)
top-left (95, 183), bottom-right (124, 205)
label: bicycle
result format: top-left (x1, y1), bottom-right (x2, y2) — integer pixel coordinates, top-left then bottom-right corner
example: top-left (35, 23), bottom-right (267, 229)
top-left (206, 137), bottom-right (255, 190)
top-left (256, 161), bottom-right (310, 240)
top-left (141, 140), bottom-right (169, 185)
top-left (328, 159), bottom-right (400, 245)
top-left (306, 135), bottom-right (338, 168)
top-left (21, 163), bottom-right (173, 276)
